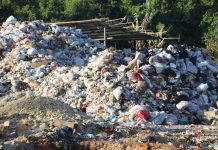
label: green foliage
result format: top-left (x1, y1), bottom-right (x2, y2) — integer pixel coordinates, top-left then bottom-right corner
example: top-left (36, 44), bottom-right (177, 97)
top-left (200, 1), bottom-right (218, 57)
top-left (156, 22), bottom-right (165, 32)
top-left (122, 0), bottom-right (148, 22)
top-left (64, 0), bottom-right (81, 19)
top-left (15, 4), bottom-right (37, 21)
top-left (149, 0), bottom-right (217, 46)
top-left (39, 0), bottom-right (64, 21)
top-left (0, 0), bottom-right (217, 57)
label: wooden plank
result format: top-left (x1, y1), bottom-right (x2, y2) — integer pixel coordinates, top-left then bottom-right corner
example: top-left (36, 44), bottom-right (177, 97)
top-left (51, 18), bottom-right (109, 25)
top-left (113, 34), bottom-right (157, 39)
top-left (162, 37), bottom-right (180, 40)
top-left (60, 22), bottom-right (103, 28)
top-left (55, 19), bottom-right (133, 34)
top-left (77, 22), bottom-right (132, 30)
top-left (82, 27), bottom-right (127, 34)
top-left (87, 31), bottom-right (146, 37)
top-left (81, 28), bottom-right (135, 35)
top-left (109, 22), bottom-right (133, 27)
top-left (81, 26), bottom-right (134, 32)
top-left (73, 21), bottom-right (132, 29)
top-left (91, 36), bottom-right (151, 40)
top-left (105, 18), bottom-right (124, 22)
top-left (83, 28), bottom-right (131, 35)
top-left (54, 19), bottom-right (131, 30)
top-left (90, 34), bottom-right (149, 39)
top-left (80, 26), bottom-right (134, 31)
top-left (87, 29), bottom-right (145, 35)
top-left (50, 18), bottom-right (158, 41)
top-left (97, 36), bottom-right (153, 40)
top-left (94, 34), bottom-right (158, 40)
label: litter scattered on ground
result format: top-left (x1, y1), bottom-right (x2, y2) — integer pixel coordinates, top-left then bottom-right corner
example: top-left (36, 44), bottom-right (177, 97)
top-left (0, 16), bottom-right (218, 149)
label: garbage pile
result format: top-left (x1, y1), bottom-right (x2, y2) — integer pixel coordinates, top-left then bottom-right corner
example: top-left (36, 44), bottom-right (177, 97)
top-left (0, 16), bottom-right (218, 127)
top-left (84, 46), bottom-right (218, 127)
top-left (0, 16), bottom-right (104, 102)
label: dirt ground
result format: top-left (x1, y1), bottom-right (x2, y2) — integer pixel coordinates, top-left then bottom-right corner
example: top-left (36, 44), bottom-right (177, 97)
top-left (0, 97), bottom-right (218, 150)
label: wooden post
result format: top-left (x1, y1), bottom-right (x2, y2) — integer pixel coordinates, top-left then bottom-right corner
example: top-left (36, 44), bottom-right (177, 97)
top-left (178, 34), bottom-right (181, 43)
top-left (104, 27), bottom-right (106, 46)
top-left (115, 42), bottom-right (117, 49)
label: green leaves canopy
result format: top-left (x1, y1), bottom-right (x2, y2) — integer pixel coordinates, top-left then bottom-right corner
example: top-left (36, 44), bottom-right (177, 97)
top-left (0, 0), bottom-right (217, 56)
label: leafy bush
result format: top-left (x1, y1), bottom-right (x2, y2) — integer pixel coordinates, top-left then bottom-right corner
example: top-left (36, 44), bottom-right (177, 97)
top-left (0, 0), bottom-right (217, 58)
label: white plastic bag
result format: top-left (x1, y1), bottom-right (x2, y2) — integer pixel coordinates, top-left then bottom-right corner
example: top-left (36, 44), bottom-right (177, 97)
top-left (113, 86), bottom-right (123, 101)
top-left (176, 101), bottom-right (189, 110)
top-left (4, 16), bottom-right (17, 25)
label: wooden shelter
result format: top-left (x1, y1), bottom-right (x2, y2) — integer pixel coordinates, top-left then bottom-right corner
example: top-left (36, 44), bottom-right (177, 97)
top-left (52, 18), bottom-right (158, 47)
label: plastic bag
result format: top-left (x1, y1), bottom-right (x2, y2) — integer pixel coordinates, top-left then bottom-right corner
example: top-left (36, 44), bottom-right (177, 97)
top-left (113, 86), bottom-right (123, 100)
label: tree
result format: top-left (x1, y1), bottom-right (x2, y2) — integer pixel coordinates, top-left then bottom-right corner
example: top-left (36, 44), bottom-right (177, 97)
top-left (64, 0), bottom-right (81, 20)
top-left (39, 0), bottom-right (64, 21)
top-left (0, 0), bottom-right (217, 58)
top-left (200, 0), bottom-right (218, 57)
top-left (148, 0), bottom-right (214, 46)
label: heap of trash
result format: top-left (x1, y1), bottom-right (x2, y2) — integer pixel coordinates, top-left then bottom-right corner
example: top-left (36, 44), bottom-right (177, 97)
top-left (0, 16), bottom-right (218, 128)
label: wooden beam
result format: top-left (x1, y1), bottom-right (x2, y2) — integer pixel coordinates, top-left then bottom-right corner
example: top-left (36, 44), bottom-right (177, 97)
top-left (78, 22), bottom-right (132, 29)
top-left (93, 37), bottom-right (154, 41)
top-left (82, 27), bottom-right (127, 34)
top-left (113, 34), bottom-right (157, 39)
top-left (83, 28), bottom-right (132, 35)
top-left (162, 37), bottom-right (180, 40)
top-left (90, 35), bottom-right (150, 40)
top-left (87, 31), bottom-right (146, 37)
top-left (105, 18), bottom-right (124, 22)
top-left (53, 19), bottom-right (132, 30)
top-left (81, 25), bottom-right (134, 32)
top-left (93, 33), bottom-right (158, 39)
top-left (50, 18), bottom-right (109, 26)
top-left (79, 26), bottom-right (134, 34)
top-left (59, 22), bottom-right (103, 28)
top-left (75, 21), bottom-right (132, 28)
top-left (104, 27), bottom-right (106, 46)
top-left (96, 37), bottom-right (156, 41)
top-left (50, 18), bottom-right (158, 41)
top-left (109, 22), bottom-right (133, 27)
